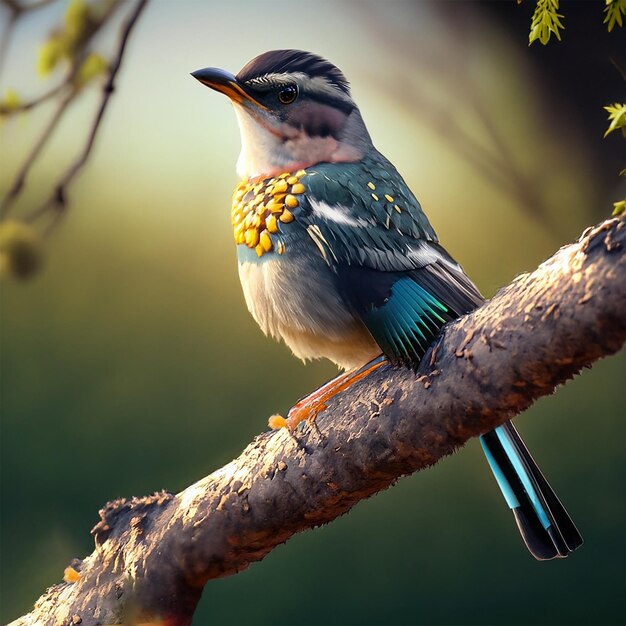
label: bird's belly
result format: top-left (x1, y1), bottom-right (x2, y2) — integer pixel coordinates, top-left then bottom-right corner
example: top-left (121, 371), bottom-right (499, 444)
top-left (238, 256), bottom-right (380, 370)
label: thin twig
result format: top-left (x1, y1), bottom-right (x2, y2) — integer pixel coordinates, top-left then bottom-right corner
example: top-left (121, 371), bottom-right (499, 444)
top-left (469, 97), bottom-right (548, 225)
top-left (609, 54), bottom-right (626, 82)
top-left (0, 82), bottom-right (67, 114)
top-left (401, 80), bottom-right (533, 200)
top-left (2, 0), bottom-right (57, 13)
top-left (359, 4), bottom-right (555, 234)
top-left (0, 12), bottom-right (16, 78)
top-left (0, 88), bottom-right (76, 218)
top-left (0, 0), bottom-right (144, 225)
top-left (0, 2), bottom-right (119, 112)
top-left (0, 0), bottom-right (58, 76)
top-left (25, 0), bottom-right (149, 229)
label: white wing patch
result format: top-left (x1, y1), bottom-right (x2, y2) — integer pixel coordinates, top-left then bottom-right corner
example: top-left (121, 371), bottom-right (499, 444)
top-left (310, 199), bottom-right (369, 227)
top-left (405, 240), bottom-right (441, 266)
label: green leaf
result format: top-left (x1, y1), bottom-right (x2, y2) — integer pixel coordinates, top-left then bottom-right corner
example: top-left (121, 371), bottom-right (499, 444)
top-left (529, 0), bottom-right (565, 45)
top-left (604, 103), bottom-right (626, 137)
top-left (604, 0), bottom-right (626, 32)
top-left (612, 199), bottom-right (626, 216)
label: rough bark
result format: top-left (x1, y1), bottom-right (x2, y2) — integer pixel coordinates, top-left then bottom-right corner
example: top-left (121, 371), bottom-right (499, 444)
top-left (11, 218), bottom-right (626, 626)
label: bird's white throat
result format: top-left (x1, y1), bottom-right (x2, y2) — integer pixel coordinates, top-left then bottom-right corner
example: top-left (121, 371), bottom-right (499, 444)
top-left (233, 104), bottom-right (362, 180)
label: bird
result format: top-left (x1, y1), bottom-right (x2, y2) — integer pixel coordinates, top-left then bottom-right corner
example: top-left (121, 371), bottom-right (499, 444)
top-left (192, 49), bottom-right (583, 560)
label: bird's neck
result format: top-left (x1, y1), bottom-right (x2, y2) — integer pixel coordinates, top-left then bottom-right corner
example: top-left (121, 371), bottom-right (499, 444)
top-left (234, 106), bottom-right (372, 181)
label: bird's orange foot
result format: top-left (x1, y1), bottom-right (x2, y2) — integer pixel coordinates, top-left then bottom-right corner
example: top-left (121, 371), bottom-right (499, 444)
top-left (63, 565), bottom-right (81, 583)
top-left (268, 356), bottom-right (386, 432)
top-left (268, 414), bottom-right (289, 430)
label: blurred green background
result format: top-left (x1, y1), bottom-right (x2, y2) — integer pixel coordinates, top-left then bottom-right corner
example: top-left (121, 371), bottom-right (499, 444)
top-left (1, 1), bottom-right (624, 624)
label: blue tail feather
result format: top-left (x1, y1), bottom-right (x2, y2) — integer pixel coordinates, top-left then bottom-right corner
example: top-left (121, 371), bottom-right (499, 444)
top-left (480, 422), bottom-right (583, 560)
top-left (494, 425), bottom-right (552, 530)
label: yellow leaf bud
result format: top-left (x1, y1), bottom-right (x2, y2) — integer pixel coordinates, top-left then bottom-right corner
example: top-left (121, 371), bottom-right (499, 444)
top-left (0, 220), bottom-right (44, 280)
top-left (74, 53), bottom-right (108, 88)
top-left (37, 35), bottom-right (63, 77)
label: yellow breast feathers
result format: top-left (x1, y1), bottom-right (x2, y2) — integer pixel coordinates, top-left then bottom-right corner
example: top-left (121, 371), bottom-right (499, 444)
top-left (231, 170), bottom-right (306, 257)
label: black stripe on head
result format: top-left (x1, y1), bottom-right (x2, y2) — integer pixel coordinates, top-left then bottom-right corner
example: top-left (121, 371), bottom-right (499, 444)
top-left (237, 50), bottom-right (351, 96)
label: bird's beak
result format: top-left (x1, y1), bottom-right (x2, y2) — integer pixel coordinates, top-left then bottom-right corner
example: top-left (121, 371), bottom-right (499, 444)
top-left (191, 67), bottom-right (267, 110)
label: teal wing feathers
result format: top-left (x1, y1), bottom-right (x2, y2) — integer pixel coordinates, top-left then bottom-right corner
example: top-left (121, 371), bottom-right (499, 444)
top-left (298, 150), bottom-right (483, 365)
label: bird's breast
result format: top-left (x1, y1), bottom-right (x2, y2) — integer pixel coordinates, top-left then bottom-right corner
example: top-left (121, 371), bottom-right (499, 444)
top-left (230, 166), bottom-right (380, 369)
top-left (231, 169), bottom-right (307, 258)
top-left (237, 253), bottom-right (378, 370)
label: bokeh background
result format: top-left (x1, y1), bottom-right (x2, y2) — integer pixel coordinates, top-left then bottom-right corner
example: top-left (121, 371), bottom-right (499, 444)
top-left (1, 1), bottom-right (624, 624)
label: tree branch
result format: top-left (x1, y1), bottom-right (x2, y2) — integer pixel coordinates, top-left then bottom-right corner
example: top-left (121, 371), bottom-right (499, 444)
top-left (10, 218), bottom-right (626, 626)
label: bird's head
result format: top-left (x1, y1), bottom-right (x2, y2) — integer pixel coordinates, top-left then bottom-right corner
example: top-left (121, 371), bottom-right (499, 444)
top-left (192, 50), bottom-right (372, 180)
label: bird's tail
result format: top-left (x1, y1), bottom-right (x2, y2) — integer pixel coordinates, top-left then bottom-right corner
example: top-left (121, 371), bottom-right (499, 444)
top-left (480, 421), bottom-right (583, 560)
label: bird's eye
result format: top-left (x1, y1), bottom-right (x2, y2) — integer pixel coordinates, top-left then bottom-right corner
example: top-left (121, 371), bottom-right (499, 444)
top-left (277, 85), bottom-right (298, 104)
